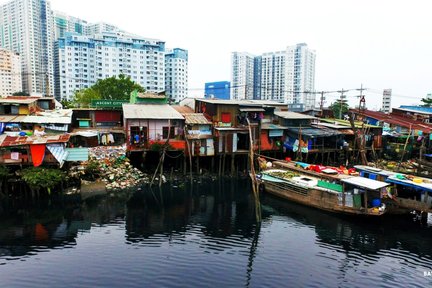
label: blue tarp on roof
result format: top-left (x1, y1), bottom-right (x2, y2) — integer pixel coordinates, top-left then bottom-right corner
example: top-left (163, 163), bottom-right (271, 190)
top-left (399, 106), bottom-right (432, 114)
top-left (286, 127), bottom-right (342, 138)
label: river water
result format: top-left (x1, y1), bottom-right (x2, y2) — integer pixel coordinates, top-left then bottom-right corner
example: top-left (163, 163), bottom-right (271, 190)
top-left (0, 178), bottom-right (431, 287)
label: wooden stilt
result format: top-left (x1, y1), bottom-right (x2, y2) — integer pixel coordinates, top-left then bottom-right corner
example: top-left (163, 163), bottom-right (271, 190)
top-left (231, 154), bottom-right (235, 176)
top-left (218, 154), bottom-right (222, 177)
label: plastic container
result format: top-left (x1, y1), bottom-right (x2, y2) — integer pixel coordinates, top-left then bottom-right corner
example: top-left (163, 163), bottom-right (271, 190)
top-left (371, 198), bottom-right (381, 207)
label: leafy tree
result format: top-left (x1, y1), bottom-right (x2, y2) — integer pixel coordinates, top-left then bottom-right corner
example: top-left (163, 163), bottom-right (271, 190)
top-left (72, 88), bottom-right (101, 108)
top-left (92, 74), bottom-right (145, 101)
top-left (60, 99), bottom-right (75, 109)
top-left (0, 165), bottom-right (9, 197)
top-left (329, 101), bottom-right (349, 119)
top-left (12, 91), bottom-right (30, 96)
top-left (420, 97), bottom-right (432, 107)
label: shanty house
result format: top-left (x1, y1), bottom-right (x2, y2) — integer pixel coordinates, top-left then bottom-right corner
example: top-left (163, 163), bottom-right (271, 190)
top-left (123, 104), bottom-right (185, 152)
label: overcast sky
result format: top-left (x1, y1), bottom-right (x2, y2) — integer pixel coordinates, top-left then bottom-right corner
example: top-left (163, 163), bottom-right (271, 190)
top-left (48, 0), bottom-right (432, 109)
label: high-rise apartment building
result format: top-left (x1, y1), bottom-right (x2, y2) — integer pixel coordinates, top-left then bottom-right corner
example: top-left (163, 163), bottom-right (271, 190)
top-left (260, 51), bottom-right (287, 102)
top-left (0, 0), bottom-right (54, 96)
top-left (165, 48), bottom-right (188, 103)
top-left (53, 11), bottom-right (120, 40)
top-left (231, 52), bottom-right (255, 100)
top-left (55, 32), bottom-right (167, 101)
top-left (382, 89), bottom-right (392, 113)
top-left (285, 43), bottom-right (316, 108)
top-left (53, 11), bottom-right (88, 40)
top-left (0, 47), bottom-right (22, 96)
top-left (231, 43), bottom-right (316, 109)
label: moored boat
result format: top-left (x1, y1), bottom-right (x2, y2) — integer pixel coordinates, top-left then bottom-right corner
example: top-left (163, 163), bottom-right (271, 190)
top-left (258, 169), bottom-right (389, 217)
top-left (355, 165), bottom-right (432, 214)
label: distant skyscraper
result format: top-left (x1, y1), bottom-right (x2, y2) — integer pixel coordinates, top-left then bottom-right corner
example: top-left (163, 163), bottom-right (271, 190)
top-left (382, 89), bottom-right (392, 113)
top-left (165, 48), bottom-right (188, 103)
top-left (56, 32), bottom-right (167, 101)
top-left (205, 81), bottom-right (230, 100)
top-left (260, 51), bottom-right (287, 102)
top-left (0, 48), bottom-right (22, 96)
top-left (231, 52), bottom-right (255, 100)
top-left (53, 11), bottom-right (88, 40)
top-left (231, 43), bottom-right (316, 109)
top-left (0, 0), bottom-right (54, 96)
top-left (53, 11), bottom-right (121, 40)
top-left (285, 43), bottom-right (316, 108)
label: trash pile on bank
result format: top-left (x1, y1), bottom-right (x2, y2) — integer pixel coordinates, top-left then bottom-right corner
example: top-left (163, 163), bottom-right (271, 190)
top-left (68, 145), bottom-right (149, 191)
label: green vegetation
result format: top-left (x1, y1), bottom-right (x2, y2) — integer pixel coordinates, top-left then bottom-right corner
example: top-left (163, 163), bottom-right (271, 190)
top-left (420, 97), bottom-right (432, 107)
top-left (20, 167), bottom-right (65, 194)
top-left (84, 160), bottom-right (101, 180)
top-left (72, 74), bottom-right (145, 107)
top-left (0, 165), bottom-right (9, 178)
top-left (329, 101), bottom-right (349, 119)
top-left (12, 91), bottom-right (30, 96)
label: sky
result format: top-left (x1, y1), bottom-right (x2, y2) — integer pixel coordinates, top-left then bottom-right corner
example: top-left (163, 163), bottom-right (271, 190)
top-left (48, 0), bottom-right (432, 109)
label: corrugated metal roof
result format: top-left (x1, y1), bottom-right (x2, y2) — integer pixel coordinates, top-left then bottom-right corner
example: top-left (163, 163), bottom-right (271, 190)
top-left (342, 176), bottom-right (389, 190)
top-left (398, 106), bottom-right (432, 114)
top-left (65, 148), bottom-right (89, 162)
top-left (275, 111), bottom-right (316, 120)
top-left (261, 123), bottom-right (288, 130)
top-left (0, 134), bottom-right (70, 147)
top-left (0, 98), bottom-right (37, 104)
top-left (122, 104), bottom-right (184, 120)
top-left (287, 127), bottom-right (342, 138)
top-left (351, 109), bottom-right (432, 133)
top-left (172, 105), bottom-right (194, 114)
top-left (239, 108), bottom-right (265, 112)
top-left (183, 113), bottom-right (212, 125)
top-left (320, 118), bottom-right (381, 129)
top-left (0, 115), bottom-right (25, 122)
top-left (21, 115), bottom-right (72, 124)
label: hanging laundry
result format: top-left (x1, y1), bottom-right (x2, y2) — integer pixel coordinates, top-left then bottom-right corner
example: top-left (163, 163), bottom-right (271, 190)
top-left (134, 134), bottom-right (140, 144)
top-left (10, 152), bottom-right (20, 160)
top-left (101, 134), bottom-right (107, 145)
top-left (30, 144), bottom-right (46, 167)
top-left (108, 133), bottom-right (114, 144)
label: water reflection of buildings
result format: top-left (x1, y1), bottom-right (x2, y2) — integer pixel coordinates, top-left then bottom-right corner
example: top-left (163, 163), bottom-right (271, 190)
top-left (125, 179), bottom-right (258, 247)
top-left (0, 195), bottom-right (127, 261)
top-left (260, 194), bottom-right (432, 266)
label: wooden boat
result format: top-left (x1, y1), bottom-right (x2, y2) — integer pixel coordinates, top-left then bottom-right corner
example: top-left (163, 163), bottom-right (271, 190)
top-left (257, 169), bottom-right (389, 216)
top-left (355, 165), bottom-right (432, 214)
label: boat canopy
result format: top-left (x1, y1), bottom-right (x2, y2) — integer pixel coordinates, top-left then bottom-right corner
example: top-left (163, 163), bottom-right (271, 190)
top-left (341, 177), bottom-right (389, 190)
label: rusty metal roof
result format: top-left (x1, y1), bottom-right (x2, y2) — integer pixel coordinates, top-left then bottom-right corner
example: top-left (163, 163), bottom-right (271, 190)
top-left (183, 113), bottom-right (212, 125)
top-left (0, 98), bottom-right (37, 104)
top-left (0, 115), bottom-right (26, 122)
top-left (172, 105), bottom-right (194, 114)
top-left (0, 134), bottom-right (70, 147)
top-left (350, 109), bottom-right (432, 133)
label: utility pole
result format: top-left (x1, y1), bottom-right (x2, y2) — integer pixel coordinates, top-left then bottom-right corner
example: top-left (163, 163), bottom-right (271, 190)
top-left (336, 88), bottom-right (348, 119)
top-left (319, 91), bottom-right (325, 117)
top-left (356, 84), bottom-right (367, 114)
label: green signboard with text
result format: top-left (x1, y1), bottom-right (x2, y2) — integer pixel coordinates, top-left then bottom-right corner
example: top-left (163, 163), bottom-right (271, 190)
top-left (90, 99), bottom-right (129, 108)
